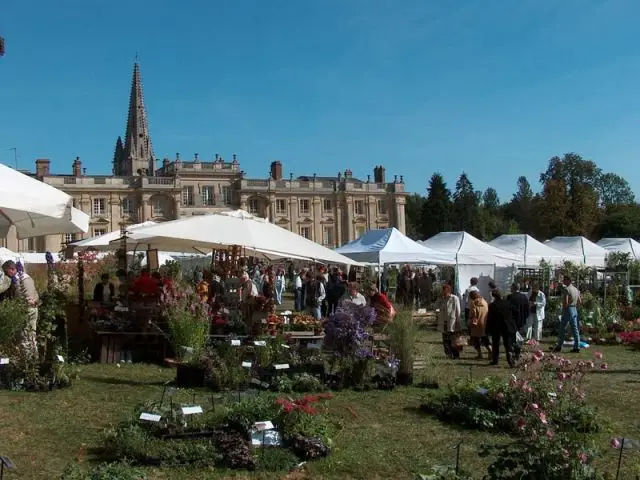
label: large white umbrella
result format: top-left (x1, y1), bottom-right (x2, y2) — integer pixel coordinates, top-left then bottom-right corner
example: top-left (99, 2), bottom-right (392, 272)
top-left (0, 163), bottom-right (88, 238)
top-left (112, 210), bottom-right (362, 265)
top-left (70, 221), bottom-right (157, 251)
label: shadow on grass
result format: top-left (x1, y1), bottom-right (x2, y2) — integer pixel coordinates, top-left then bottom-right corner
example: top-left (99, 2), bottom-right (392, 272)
top-left (587, 369), bottom-right (640, 375)
top-left (83, 375), bottom-right (168, 387)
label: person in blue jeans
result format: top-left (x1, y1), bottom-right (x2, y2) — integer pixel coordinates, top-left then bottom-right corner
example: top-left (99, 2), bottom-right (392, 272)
top-left (554, 275), bottom-right (581, 353)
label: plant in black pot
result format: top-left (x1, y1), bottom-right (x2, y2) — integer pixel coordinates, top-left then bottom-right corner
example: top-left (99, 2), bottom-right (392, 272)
top-left (163, 287), bottom-right (209, 388)
top-left (389, 309), bottom-right (418, 386)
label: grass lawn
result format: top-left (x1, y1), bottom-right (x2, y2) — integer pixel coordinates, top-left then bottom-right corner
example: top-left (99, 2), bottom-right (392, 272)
top-left (2, 325), bottom-right (640, 479)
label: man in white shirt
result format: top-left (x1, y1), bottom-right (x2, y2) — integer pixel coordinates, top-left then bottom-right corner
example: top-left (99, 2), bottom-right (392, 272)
top-left (340, 282), bottom-right (367, 307)
top-left (462, 277), bottom-right (480, 326)
top-left (294, 270), bottom-right (304, 311)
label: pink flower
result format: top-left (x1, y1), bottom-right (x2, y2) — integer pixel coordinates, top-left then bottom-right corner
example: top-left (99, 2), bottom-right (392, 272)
top-left (534, 350), bottom-right (545, 359)
top-left (546, 429), bottom-right (555, 439)
top-left (611, 438), bottom-right (621, 449)
top-left (578, 452), bottom-right (588, 464)
top-left (562, 449), bottom-right (569, 458)
top-left (600, 363), bottom-right (609, 370)
top-left (529, 403), bottom-right (539, 410)
top-left (532, 355), bottom-right (541, 363)
top-left (594, 352), bottom-right (603, 360)
top-left (557, 372), bottom-right (568, 381)
top-left (526, 339), bottom-right (538, 346)
top-left (537, 411), bottom-right (548, 424)
top-left (587, 361), bottom-right (595, 369)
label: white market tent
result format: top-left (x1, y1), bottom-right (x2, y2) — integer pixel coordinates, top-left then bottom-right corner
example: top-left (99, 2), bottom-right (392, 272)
top-left (334, 227), bottom-right (456, 265)
top-left (545, 236), bottom-right (609, 267)
top-left (419, 231), bottom-right (520, 298)
top-left (489, 234), bottom-right (582, 267)
top-left (597, 238), bottom-right (640, 260)
top-left (70, 221), bottom-right (157, 251)
top-left (0, 163), bottom-right (89, 238)
top-left (113, 210), bottom-right (361, 266)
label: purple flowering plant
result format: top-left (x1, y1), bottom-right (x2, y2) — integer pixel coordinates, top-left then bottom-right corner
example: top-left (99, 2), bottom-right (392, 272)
top-left (323, 303), bottom-right (377, 360)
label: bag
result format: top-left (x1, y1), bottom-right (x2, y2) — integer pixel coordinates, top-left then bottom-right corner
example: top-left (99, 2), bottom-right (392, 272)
top-left (515, 331), bottom-right (524, 345)
top-left (451, 333), bottom-right (468, 349)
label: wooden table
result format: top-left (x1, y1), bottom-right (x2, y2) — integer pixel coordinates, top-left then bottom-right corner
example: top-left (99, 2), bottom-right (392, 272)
top-left (96, 331), bottom-right (168, 364)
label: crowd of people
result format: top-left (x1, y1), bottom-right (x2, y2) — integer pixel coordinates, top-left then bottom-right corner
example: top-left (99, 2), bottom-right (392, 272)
top-left (436, 275), bottom-right (581, 367)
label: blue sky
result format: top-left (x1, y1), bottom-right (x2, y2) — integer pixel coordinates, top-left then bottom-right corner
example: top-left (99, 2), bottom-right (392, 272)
top-left (1, 0), bottom-right (640, 202)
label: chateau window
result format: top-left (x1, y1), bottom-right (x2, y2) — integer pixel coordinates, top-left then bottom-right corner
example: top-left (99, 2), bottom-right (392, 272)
top-left (122, 197), bottom-right (134, 215)
top-left (377, 199), bottom-right (387, 215)
top-left (323, 199), bottom-right (332, 213)
top-left (248, 199), bottom-right (259, 215)
top-left (221, 186), bottom-right (231, 204)
top-left (201, 186), bottom-right (214, 206)
top-left (63, 233), bottom-right (75, 244)
top-left (299, 199), bottom-right (310, 215)
top-left (323, 226), bottom-right (334, 247)
top-left (354, 200), bottom-right (365, 216)
top-left (299, 226), bottom-right (311, 239)
top-left (93, 228), bottom-right (107, 237)
top-left (275, 199), bottom-right (287, 214)
top-left (152, 197), bottom-right (164, 216)
top-left (92, 198), bottom-right (106, 216)
top-left (182, 187), bottom-right (194, 206)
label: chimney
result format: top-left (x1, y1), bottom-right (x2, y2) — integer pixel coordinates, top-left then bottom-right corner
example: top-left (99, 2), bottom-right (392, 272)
top-left (373, 165), bottom-right (386, 183)
top-left (270, 161), bottom-right (283, 180)
top-left (72, 157), bottom-right (82, 177)
top-left (35, 158), bottom-right (50, 177)
top-left (162, 158), bottom-right (170, 168)
top-left (345, 169), bottom-right (352, 178)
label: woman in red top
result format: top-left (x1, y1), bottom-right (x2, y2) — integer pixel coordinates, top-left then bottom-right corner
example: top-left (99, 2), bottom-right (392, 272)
top-left (368, 285), bottom-right (395, 324)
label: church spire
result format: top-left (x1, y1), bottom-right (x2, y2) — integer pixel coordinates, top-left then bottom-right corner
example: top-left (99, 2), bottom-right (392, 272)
top-left (121, 62), bottom-right (155, 176)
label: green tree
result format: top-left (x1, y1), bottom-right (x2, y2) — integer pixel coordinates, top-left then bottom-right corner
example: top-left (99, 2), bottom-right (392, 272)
top-left (404, 193), bottom-right (425, 239)
top-left (534, 180), bottom-right (570, 239)
top-left (538, 153), bottom-right (601, 238)
top-left (421, 173), bottom-right (452, 239)
top-left (597, 172), bottom-right (635, 206)
top-left (452, 172), bottom-right (480, 235)
top-left (598, 204), bottom-right (640, 238)
top-left (506, 176), bottom-right (535, 234)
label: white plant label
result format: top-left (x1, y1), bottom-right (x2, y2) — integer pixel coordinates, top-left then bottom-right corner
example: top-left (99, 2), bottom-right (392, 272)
top-left (274, 364), bottom-right (290, 370)
top-left (254, 341), bottom-right (266, 347)
top-left (139, 413), bottom-right (161, 422)
top-left (281, 344), bottom-right (291, 349)
top-left (476, 387), bottom-right (488, 395)
top-left (181, 406), bottom-right (203, 415)
top-left (56, 355), bottom-right (65, 363)
top-left (242, 361), bottom-right (252, 368)
top-left (231, 339), bottom-right (241, 346)
top-left (253, 420), bottom-right (274, 431)
top-left (261, 382), bottom-right (270, 388)
top-left (0, 358), bottom-right (9, 365)
top-left (307, 343), bottom-right (321, 350)
top-left (251, 378), bottom-right (262, 385)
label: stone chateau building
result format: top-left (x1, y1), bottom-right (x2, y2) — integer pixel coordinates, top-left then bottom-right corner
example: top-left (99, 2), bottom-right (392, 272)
top-left (3, 63), bottom-right (407, 253)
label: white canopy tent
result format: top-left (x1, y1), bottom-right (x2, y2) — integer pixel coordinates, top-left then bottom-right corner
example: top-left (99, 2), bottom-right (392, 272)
top-left (489, 234), bottom-right (582, 267)
top-left (111, 210), bottom-right (362, 266)
top-left (420, 232), bottom-right (519, 299)
top-left (597, 238), bottom-right (640, 260)
top-left (70, 221), bottom-right (157, 251)
top-left (334, 227), bottom-right (456, 265)
top-left (545, 237), bottom-right (609, 267)
top-left (0, 163), bottom-right (88, 238)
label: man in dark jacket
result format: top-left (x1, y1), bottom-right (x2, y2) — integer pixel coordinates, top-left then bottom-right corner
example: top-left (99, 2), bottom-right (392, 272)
top-left (507, 283), bottom-right (529, 360)
top-left (486, 289), bottom-right (517, 367)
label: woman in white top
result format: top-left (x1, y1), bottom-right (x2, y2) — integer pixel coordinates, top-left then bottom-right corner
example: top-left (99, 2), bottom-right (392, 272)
top-left (526, 283), bottom-right (546, 341)
top-left (436, 282), bottom-right (462, 359)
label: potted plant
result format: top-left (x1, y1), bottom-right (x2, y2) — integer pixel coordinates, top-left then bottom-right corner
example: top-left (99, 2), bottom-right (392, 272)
top-left (162, 287), bottom-right (210, 387)
top-left (389, 309), bottom-right (418, 385)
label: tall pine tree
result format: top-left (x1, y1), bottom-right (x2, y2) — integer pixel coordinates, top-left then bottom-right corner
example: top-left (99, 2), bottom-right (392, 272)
top-left (452, 172), bottom-right (480, 235)
top-left (420, 173), bottom-right (452, 239)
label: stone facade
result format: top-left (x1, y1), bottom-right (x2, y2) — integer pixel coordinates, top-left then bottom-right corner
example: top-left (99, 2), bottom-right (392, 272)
top-left (2, 63), bottom-right (407, 253)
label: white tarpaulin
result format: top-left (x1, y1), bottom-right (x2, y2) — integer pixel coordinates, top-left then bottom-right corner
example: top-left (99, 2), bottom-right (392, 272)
top-left (0, 163), bottom-right (88, 238)
top-left (335, 227), bottom-right (455, 265)
top-left (597, 238), bottom-right (640, 260)
top-left (420, 232), bottom-right (519, 299)
top-left (70, 221), bottom-right (157, 251)
top-left (112, 210), bottom-right (361, 266)
top-left (489, 234), bottom-right (582, 267)
top-left (545, 236), bottom-right (609, 267)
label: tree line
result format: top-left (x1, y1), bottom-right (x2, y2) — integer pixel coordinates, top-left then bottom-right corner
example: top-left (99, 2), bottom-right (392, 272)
top-left (404, 153), bottom-right (640, 241)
